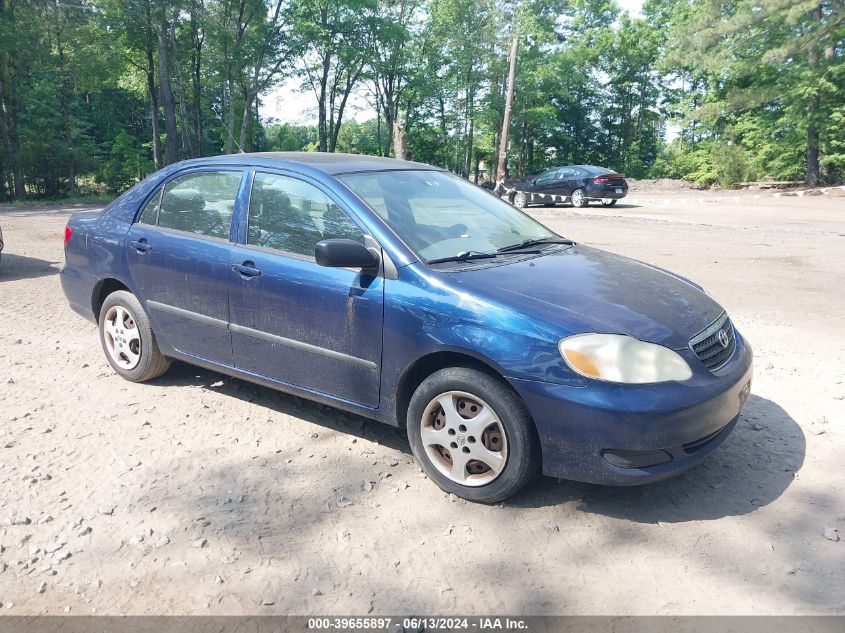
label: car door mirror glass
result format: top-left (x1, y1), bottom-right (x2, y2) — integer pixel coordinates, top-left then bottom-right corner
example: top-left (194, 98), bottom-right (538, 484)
top-left (315, 239), bottom-right (379, 269)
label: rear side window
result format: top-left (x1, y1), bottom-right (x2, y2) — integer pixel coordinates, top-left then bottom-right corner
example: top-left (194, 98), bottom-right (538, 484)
top-left (247, 172), bottom-right (364, 258)
top-left (137, 189), bottom-right (162, 225)
top-left (150, 171), bottom-right (242, 239)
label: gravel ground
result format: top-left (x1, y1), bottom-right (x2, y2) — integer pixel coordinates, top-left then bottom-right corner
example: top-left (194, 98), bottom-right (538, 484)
top-left (0, 191), bottom-right (843, 615)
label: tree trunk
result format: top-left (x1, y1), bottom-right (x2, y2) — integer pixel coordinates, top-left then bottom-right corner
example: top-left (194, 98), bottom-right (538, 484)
top-left (496, 31), bottom-right (519, 185)
top-left (239, 91), bottom-right (254, 153)
top-left (0, 0), bottom-right (24, 199)
top-left (806, 7), bottom-right (821, 187)
top-left (224, 77), bottom-right (235, 153)
top-left (171, 34), bottom-right (194, 158)
top-left (53, 4), bottom-right (76, 194)
top-left (318, 52), bottom-right (331, 152)
top-left (190, 0), bottom-right (204, 156)
top-left (145, 49), bottom-right (162, 169)
top-left (464, 80), bottom-right (474, 179)
top-left (438, 96), bottom-right (448, 166)
top-left (392, 120), bottom-right (406, 160)
top-left (156, 0), bottom-right (179, 164)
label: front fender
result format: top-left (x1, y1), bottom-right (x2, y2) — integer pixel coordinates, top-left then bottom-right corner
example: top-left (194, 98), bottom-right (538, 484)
top-left (377, 263), bottom-right (587, 425)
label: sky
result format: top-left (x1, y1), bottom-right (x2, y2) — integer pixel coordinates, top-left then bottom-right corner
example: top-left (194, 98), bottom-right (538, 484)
top-left (259, 0), bottom-right (645, 126)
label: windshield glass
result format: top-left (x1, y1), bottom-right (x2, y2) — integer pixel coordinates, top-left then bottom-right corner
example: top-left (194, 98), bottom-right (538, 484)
top-left (339, 170), bottom-right (556, 262)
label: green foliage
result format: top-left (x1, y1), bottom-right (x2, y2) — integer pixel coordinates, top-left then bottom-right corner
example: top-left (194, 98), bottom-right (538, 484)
top-left (101, 131), bottom-right (152, 191)
top-left (1, 0), bottom-right (842, 201)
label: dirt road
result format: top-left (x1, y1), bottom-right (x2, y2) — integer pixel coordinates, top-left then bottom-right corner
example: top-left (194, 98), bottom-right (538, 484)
top-left (0, 192), bottom-right (843, 615)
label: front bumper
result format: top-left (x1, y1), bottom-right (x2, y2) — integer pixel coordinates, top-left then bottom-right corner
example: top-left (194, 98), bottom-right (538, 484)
top-left (510, 334), bottom-right (753, 485)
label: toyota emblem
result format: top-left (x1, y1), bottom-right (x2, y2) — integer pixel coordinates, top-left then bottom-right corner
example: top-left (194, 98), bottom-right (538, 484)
top-left (718, 329), bottom-right (730, 349)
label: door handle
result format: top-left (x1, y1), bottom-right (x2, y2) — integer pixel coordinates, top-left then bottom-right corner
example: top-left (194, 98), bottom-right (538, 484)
top-left (232, 262), bottom-right (261, 278)
top-left (130, 239), bottom-right (152, 253)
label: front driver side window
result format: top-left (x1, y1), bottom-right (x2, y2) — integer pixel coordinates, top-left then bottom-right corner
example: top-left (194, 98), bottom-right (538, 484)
top-left (156, 171), bottom-right (242, 239)
top-left (248, 172), bottom-right (364, 257)
top-left (535, 169), bottom-right (558, 184)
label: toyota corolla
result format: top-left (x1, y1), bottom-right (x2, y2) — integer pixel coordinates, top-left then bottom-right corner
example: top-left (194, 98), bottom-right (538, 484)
top-left (60, 153), bottom-right (752, 503)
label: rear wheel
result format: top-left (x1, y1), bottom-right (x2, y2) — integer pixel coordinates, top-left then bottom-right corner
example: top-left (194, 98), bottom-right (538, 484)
top-left (512, 191), bottom-right (528, 208)
top-left (571, 188), bottom-right (588, 208)
top-left (407, 367), bottom-right (539, 503)
top-left (99, 290), bottom-right (170, 382)
top-left (601, 198), bottom-right (618, 207)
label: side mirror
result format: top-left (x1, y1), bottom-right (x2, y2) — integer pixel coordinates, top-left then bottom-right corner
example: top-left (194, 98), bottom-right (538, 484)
top-left (315, 239), bottom-right (379, 270)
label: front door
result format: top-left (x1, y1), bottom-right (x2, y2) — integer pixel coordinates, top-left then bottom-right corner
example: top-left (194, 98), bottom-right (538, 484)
top-left (126, 169), bottom-right (244, 366)
top-left (228, 171), bottom-right (384, 407)
top-left (531, 168), bottom-right (562, 203)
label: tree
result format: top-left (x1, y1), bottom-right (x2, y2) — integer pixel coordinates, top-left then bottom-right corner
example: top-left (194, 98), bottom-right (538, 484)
top-left (666, 0), bottom-right (845, 185)
top-left (292, 0), bottom-right (376, 152)
top-left (155, 0), bottom-right (179, 163)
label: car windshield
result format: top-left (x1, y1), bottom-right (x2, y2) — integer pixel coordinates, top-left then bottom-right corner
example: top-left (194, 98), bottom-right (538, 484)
top-left (338, 170), bottom-right (557, 262)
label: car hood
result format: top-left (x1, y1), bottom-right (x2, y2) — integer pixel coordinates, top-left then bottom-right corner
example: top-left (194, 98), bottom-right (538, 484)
top-left (449, 245), bottom-right (723, 349)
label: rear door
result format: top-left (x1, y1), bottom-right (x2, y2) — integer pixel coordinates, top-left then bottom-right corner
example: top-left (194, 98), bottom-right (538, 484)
top-left (228, 170), bottom-right (384, 407)
top-left (126, 168), bottom-right (245, 366)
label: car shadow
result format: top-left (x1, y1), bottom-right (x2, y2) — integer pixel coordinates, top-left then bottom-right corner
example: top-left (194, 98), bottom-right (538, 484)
top-left (150, 366), bottom-right (800, 523)
top-left (155, 361), bottom-right (412, 456)
top-left (0, 253), bottom-right (61, 281)
top-left (511, 394), bottom-right (804, 522)
top-left (532, 202), bottom-right (642, 210)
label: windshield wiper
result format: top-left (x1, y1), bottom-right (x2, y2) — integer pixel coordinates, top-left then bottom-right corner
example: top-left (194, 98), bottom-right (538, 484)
top-left (497, 237), bottom-right (575, 253)
top-left (427, 250), bottom-right (498, 265)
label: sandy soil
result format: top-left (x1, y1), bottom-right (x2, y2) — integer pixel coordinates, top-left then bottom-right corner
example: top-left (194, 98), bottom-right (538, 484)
top-left (0, 191), bottom-right (843, 615)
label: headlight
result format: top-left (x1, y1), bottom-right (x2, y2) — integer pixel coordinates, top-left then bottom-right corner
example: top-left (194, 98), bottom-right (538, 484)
top-left (559, 334), bottom-right (692, 384)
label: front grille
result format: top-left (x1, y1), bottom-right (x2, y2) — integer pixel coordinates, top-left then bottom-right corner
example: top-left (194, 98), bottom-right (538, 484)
top-left (689, 312), bottom-right (736, 372)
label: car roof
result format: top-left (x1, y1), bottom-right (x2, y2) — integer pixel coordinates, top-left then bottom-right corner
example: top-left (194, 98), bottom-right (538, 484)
top-left (174, 152), bottom-right (438, 176)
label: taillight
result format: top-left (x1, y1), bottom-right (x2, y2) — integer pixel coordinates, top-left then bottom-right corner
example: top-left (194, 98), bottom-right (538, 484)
top-left (594, 174), bottom-right (624, 183)
top-left (64, 225), bottom-right (73, 246)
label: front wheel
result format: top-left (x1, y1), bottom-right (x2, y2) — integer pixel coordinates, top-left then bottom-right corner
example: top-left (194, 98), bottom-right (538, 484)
top-left (601, 198), bottom-right (618, 207)
top-left (99, 290), bottom-right (170, 382)
top-left (571, 188), bottom-right (588, 208)
top-left (407, 367), bottom-right (540, 503)
top-left (512, 191), bottom-right (528, 208)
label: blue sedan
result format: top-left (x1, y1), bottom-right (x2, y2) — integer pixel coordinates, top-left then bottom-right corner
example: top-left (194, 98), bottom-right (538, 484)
top-left (60, 153), bottom-right (752, 503)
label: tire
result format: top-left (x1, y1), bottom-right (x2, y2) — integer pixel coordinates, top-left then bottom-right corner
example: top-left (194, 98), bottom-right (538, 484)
top-left (512, 191), bottom-right (528, 208)
top-left (571, 188), bottom-right (588, 208)
top-left (406, 367), bottom-right (540, 503)
top-left (98, 290), bottom-right (170, 382)
top-left (601, 198), bottom-right (618, 207)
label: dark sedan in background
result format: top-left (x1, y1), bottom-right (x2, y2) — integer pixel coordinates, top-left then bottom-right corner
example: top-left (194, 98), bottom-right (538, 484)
top-left (504, 165), bottom-right (628, 208)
